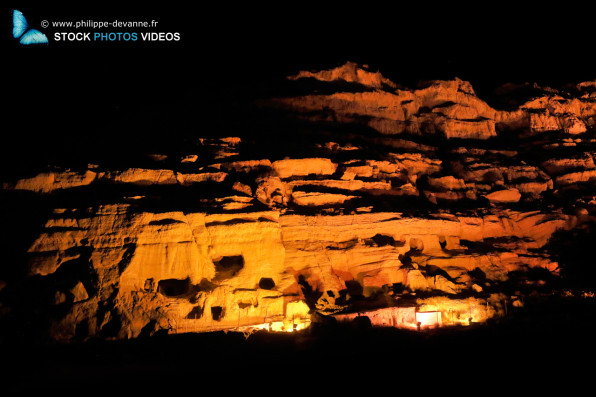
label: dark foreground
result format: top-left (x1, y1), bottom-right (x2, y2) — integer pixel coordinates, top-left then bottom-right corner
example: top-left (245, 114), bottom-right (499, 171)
top-left (2, 294), bottom-right (594, 393)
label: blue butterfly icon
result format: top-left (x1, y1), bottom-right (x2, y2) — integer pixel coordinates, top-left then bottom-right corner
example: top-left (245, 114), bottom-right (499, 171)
top-left (12, 10), bottom-right (48, 45)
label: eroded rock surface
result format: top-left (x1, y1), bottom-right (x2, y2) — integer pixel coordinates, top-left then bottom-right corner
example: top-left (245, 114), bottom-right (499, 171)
top-left (2, 62), bottom-right (595, 341)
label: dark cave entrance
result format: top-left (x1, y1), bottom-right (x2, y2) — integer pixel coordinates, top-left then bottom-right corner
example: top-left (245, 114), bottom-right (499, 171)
top-left (259, 277), bottom-right (276, 290)
top-left (213, 255), bottom-right (245, 281)
top-left (157, 278), bottom-right (191, 297)
top-left (211, 306), bottom-right (224, 321)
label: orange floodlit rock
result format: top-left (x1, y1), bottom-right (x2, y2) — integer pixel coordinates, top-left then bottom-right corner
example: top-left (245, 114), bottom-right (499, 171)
top-left (272, 158), bottom-right (338, 179)
top-left (287, 61), bottom-right (397, 90)
top-left (20, 204), bottom-right (575, 340)
top-left (2, 62), bottom-right (594, 342)
top-left (265, 63), bottom-right (595, 140)
top-left (334, 307), bottom-right (417, 329)
top-left (484, 188), bottom-right (522, 203)
top-left (4, 170), bottom-right (98, 193)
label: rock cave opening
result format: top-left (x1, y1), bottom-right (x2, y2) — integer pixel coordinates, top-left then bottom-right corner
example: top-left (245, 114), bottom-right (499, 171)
top-left (211, 306), bottom-right (224, 321)
top-left (157, 278), bottom-right (191, 297)
top-left (186, 306), bottom-right (204, 320)
top-left (258, 277), bottom-right (276, 290)
top-left (367, 233), bottom-right (405, 247)
top-left (213, 255), bottom-right (245, 281)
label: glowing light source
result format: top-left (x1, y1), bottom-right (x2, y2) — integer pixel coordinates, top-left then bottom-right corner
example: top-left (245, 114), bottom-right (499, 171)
top-left (415, 311), bottom-right (442, 329)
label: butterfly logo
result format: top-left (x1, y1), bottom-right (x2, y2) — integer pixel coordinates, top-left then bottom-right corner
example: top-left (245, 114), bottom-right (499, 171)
top-left (12, 10), bottom-right (48, 45)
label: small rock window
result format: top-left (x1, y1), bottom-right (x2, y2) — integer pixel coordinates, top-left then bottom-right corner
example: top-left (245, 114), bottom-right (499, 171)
top-left (211, 306), bottom-right (224, 321)
top-left (213, 255), bottom-right (244, 281)
top-left (258, 277), bottom-right (276, 290)
top-left (157, 278), bottom-right (190, 297)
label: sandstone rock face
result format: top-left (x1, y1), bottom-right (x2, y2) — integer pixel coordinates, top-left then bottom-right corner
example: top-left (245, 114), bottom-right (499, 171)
top-left (20, 205), bottom-right (571, 340)
top-left (288, 61), bottom-right (398, 90)
top-left (484, 188), bottom-right (522, 203)
top-left (272, 158), bottom-right (337, 179)
top-left (264, 63), bottom-right (595, 140)
top-left (2, 62), bottom-right (595, 342)
top-left (3, 170), bottom-right (98, 193)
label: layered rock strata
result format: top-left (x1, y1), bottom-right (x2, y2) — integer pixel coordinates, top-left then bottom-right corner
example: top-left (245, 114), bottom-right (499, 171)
top-left (2, 63), bottom-right (595, 341)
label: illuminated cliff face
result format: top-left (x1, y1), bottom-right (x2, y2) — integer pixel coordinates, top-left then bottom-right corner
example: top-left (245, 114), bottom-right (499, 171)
top-left (2, 63), bottom-right (595, 341)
